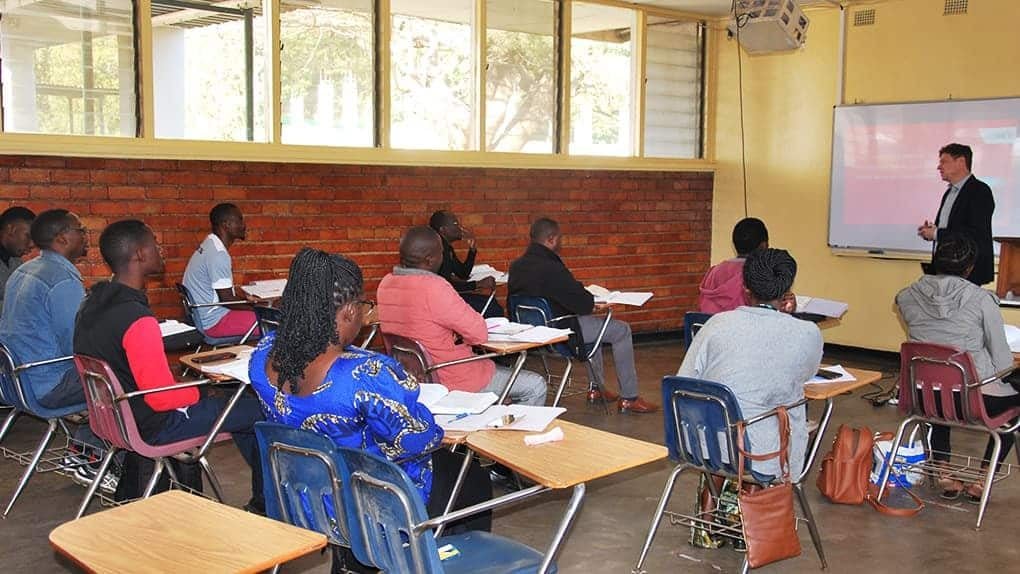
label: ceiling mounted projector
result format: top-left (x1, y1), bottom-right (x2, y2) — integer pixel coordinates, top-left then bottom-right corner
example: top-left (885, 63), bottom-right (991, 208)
top-left (728, 0), bottom-right (810, 55)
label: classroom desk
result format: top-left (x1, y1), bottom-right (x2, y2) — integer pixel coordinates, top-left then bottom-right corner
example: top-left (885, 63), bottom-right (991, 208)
top-left (49, 490), bottom-right (326, 574)
top-left (180, 345), bottom-right (254, 382)
top-left (479, 335), bottom-right (570, 406)
top-left (441, 420), bottom-right (666, 574)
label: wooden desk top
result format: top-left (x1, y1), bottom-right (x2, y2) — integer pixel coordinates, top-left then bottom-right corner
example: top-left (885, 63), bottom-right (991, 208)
top-left (180, 345), bottom-right (254, 380)
top-left (480, 335), bottom-right (568, 355)
top-left (465, 420), bottom-right (667, 489)
top-left (803, 367), bottom-right (883, 400)
top-left (50, 491), bottom-right (326, 574)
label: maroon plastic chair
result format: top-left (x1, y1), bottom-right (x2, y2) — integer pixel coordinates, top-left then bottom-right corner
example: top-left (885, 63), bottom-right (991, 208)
top-left (73, 354), bottom-right (245, 518)
top-left (876, 342), bottom-right (1020, 528)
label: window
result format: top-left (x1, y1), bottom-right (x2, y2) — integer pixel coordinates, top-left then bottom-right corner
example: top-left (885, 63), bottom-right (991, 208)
top-left (569, 2), bottom-right (636, 157)
top-left (485, 0), bottom-right (556, 154)
top-left (280, 0), bottom-right (374, 147)
top-left (644, 18), bottom-right (703, 159)
top-left (151, 0), bottom-right (267, 141)
top-left (390, 0), bottom-right (475, 151)
top-left (0, 0), bottom-right (137, 136)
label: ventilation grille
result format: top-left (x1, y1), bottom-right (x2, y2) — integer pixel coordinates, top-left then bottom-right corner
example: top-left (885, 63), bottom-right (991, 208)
top-left (853, 9), bottom-right (876, 26)
top-left (944, 0), bottom-right (968, 15)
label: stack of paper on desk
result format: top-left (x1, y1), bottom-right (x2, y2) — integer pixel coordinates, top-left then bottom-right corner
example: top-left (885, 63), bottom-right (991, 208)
top-left (794, 296), bottom-right (848, 318)
top-left (585, 284), bottom-right (653, 307)
top-left (469, 265), bottom-right (508, 283)
top-left (159, 320), bottom-right (196, 337)
top-left (806, 364), bottom-right (856, 384)
top-left (242, 279), bottom-right (287, 299)
top-left (201, 348), bottom-right (255, 384)
top-left (486, 325), bottom-right (572, 344)
top-left (416, 384), bottom-right (498, 415)
top-left (485, 317), bottom-right (533, 335)
top-left (437, 405), bottom-right (566, 432)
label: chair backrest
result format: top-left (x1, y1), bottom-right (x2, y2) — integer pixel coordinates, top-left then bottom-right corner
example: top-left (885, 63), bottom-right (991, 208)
top-left (339, 447), bottom-right (443, 573)
top-left (74, 354), bottom-right (142, 451)
top-left (661, 376), bottom-right (773, 483)
top-left (253, 305), bottom-right (283, 335)
top-left (253, 422), bottom-right (357, 549)
top-left (507, 294), bottom-right (580, 358)
top-left (899, 341), bottom-right (989, 426)
top-left (381, 333), bottom-right (435, 384)
top-left (0, 341), bottom-right (82, 417)
top-left (682, 312), bottom-right (713, 351)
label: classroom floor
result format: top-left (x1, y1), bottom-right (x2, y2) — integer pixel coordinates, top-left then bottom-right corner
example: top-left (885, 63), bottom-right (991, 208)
top-left (2, 340), bottom-right (1018, 574)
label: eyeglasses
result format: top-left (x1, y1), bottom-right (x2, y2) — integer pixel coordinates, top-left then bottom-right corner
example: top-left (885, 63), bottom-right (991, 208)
top-left (359, 299), bottom-right (377, 310)
top-left (64, 226), bottom-right (88, 235)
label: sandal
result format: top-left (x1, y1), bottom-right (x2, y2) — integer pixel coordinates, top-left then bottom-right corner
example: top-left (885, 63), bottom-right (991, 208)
top-left (938, 477), bottom-right (964, 500)
top-left (963, 482), bottom-right (983, 504)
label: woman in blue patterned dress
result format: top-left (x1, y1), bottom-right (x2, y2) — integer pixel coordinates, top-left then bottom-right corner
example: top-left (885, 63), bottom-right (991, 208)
top-left (249, 248), bottom-right (491, 573)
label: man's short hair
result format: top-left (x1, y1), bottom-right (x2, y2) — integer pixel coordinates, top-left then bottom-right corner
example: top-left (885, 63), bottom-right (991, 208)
top-left (210, 203), bottom-right (240, 228)
top-left (743, 248), bottom-right (797, 302)
top-left (940, 143), bottom-right (973, 171)
top-left (530, 217), bottom-right (559, 242)
top-left (100, 219), bottom-right (153, 272)
top-left (429, 210), bottom-right (455, 232)
top-left (732, 217), bottom-right (768, 256)
top-left (30, 209), bottom-right (73, 250)
top-left (0, 206), bottom-right (35, 230)
top-left (933, 232), bottom-right (977, 278)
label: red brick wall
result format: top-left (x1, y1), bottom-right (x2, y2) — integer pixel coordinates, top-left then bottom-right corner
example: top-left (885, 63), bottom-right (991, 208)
top-left (0, 155), bottom-right (713, 333)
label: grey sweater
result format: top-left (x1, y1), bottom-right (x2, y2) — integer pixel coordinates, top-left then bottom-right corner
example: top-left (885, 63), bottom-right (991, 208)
top-left (678, 306), bottom-right (822, 478)
top-left (896, 275), bottom-right (1016, 397)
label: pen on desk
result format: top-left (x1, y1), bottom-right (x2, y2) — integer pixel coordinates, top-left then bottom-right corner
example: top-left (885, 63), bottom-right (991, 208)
top-left (449, 412), bottom-right (471, 422)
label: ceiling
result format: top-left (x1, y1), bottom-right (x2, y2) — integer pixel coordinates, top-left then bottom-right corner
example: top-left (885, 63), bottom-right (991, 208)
top-left (637, 1), bottom-right (840, 17)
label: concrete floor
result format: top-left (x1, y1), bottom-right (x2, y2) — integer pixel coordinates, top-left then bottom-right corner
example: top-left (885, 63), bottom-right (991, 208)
top-left (2, 340), bottom-right (1018, 573)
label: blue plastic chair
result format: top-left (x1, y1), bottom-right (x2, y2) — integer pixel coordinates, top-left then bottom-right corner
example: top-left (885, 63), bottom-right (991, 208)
top-left (507, 295), bottom-right (612, 409)
top-left (339, 446), bottom-right (556, 574)
top-left (0, 340), bottom-right (86, 517)
top-left (682, 311), bottom-right (713, 351)
top-left (632, 376), bottom-right (826, 574)
top-left (176, 283), bottom-right (255, 347)
top-left (253, 305), bottom-right (282, 336)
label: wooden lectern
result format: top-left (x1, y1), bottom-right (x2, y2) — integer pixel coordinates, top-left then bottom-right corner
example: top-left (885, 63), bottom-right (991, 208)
top-left (994, 237), bottom-right (1020, 301)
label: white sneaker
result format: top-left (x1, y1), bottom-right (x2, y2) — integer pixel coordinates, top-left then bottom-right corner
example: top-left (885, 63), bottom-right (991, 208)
top-left (72, 464), bottom-right (119, 495)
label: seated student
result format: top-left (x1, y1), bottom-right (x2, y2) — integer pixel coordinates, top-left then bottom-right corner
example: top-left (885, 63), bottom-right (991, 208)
top-left (896, 233), bottom-right (1018, 501)
top-left (699, 217), bottom-right (796, 314)
top-left (377, 226), bottom-right (548, 406)
top-left (0, 206), bottom-right (36, 315)
top-left (429, 210), bottom-right (504, 318)
top-left (0, 209), bottom-right (87, 408)
top-left (182, 203), bottom-right (258, 339)
top-left (679, 247), bottom-right (820, 478)
top-left (249, 248), bottom-right (492, 573)
top-left (75, 220), bottom-right (265, 508)
top-left (508, 217), bottom-right (658, 413)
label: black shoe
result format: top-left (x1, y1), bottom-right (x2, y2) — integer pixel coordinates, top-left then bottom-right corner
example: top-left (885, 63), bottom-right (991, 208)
top-left (243, 497), bottom-right (266, 516)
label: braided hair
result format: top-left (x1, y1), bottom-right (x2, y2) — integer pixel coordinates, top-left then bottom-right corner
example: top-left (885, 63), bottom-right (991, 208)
top-left (933, 232), bottom-right (977, 277)
top-left (270, 248), bottom-right (364, 394)
top-left (743, 248), bottom-right (797, 302)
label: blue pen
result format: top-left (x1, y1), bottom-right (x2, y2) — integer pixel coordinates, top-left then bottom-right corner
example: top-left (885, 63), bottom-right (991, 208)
top-left (449, 412), bottom-right (471, 422)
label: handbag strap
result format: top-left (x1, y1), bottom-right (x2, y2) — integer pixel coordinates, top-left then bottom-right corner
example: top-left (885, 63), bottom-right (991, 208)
top-left (736, 407), bottom-right (791, 486)
top-left (866, 483), bottom-right (924, 517)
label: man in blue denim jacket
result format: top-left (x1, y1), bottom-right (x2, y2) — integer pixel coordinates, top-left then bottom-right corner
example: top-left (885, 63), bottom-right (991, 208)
top-left (0, 209), bottom-right (88, 407)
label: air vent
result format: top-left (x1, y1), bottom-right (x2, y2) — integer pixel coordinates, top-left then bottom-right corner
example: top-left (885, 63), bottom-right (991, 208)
top-left (944, 0), bottom-right (968, 15)
top-left (853, 9), bottom-right (875, 26)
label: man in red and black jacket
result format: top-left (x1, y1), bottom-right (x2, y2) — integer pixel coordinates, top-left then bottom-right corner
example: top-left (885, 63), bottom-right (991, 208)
top-left (74, 219), bottom-right (265, 509)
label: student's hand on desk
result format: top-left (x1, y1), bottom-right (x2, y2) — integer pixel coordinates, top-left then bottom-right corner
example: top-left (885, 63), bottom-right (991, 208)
top-left (594, 302), bottom-right (612, 313)
top-left (917, 220), bottom-right (936, 241)
top-left (779, 292), bottom-right (797, 314)
top-left (476, 276), bottom-right (496, 292)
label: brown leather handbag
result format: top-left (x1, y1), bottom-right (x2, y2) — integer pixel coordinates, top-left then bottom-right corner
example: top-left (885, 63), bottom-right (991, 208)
top-left (735, 407), bottom-right (801, 569)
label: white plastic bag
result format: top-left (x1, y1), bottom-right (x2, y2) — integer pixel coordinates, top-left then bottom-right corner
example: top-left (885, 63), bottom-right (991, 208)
top-left (871, 428), bottom-right (927, 488)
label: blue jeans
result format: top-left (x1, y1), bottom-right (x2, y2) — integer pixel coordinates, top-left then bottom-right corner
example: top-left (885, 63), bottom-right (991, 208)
top-left (150, 392), bottom-right (265, 505)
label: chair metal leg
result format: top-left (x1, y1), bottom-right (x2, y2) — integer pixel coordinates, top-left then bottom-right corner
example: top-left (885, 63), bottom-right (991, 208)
top-left (794, 482), bottom-right (827, 569)
top-left (632, 464), bottom-right (685, 574)
top-left (551, 360), bottom-right (572, 408)
top-left (975, 432), bottom-right (1001, 530)
top-left (434, 448), bottom-right (475, 538)
top-left (740, 557), bottom-right (750, 574)
top-left (142, 458), bottom-right (167, 499)
top-left (0, 408), bottom-right (18, 444)
top-left (269, 566), bottom-right (280, 574)
top-left (1013, 431), bottom-right (1020, 466)
top-left (198, 457), bottom-right (225, 502)
top-left (876, 417), bottom-right (915, 500)
top-left (538, 483), bottom-right (585, 574)
top-left (3, 419), bottom-right (57, 517)
top-left (76, 447), bottom-right (118, 519)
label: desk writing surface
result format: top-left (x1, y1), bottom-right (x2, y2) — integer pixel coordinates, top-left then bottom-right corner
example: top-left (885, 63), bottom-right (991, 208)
top-left (465, 420), bottom-right (666, 489)
top-left (479, 335), bottom-right (568, 355)
top-left (803, 367), bottom-right (883, 400)
top-left (49, 490), bottom-right (326, 574)
top-left (180, 345), bottom-right (254, 379)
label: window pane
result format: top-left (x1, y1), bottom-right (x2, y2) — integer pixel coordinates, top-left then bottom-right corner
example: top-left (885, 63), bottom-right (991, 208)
top-left (390, 0), bottom-right (474, 151)
top-left (281, 0), bottom-right (374, 147)
top-left (152, 2), bottom-right (267, 141)
top-left (644, 18), bottom-right (703, 159)
top-left (0, 0), bottom-right (137, 136)
top-left (485, 0), bottom-right (555, 154)
top-left (570, 2), bottom-right (635, 156)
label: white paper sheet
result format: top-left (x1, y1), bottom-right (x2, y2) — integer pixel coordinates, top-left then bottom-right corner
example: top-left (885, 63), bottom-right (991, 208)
top-left (417, 383), bottom-right (450, 408)
top-left (242, 280), bottom-right (287, 299)
top-left (485, 318), bottom-right (534, 336)
top-left (469, 264), bottom-right (508, 284)
top-left (428, 391), bottom-right (498, 415)
top-left (805, 364), bottom-right (857, 384)
top-left (486, 325), bottom-right (572, 344)
top-left (795, 295), bottom-right (848, 318)
top-left (200, 348), bottom-right (255, 384)
top-left (436, 405), bottom-right (566, 432)
top-left (1004, 324), bottom-right (1020, 353)
top-left (585, 284), bottom-right (653, 307)
top-left (159, 320), bottom-right (196, 337)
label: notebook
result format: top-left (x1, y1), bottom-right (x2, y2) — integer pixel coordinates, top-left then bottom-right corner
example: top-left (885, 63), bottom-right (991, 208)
top-left (585, 284), bottom-right (654, 307)
top-left (417, 384), bottom-right (498, 415)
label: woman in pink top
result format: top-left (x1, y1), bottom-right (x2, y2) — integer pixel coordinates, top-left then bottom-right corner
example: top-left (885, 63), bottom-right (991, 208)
top-left (699, 218), bottom-right (766, 313)
top-left (377, 226), bottom-right (548, 406)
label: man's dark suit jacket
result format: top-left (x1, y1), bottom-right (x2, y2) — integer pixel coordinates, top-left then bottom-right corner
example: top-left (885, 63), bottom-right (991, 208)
top-left (933, 174), bottom-right (995, 285)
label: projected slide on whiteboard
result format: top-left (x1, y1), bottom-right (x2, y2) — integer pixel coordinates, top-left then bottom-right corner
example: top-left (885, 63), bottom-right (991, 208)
top-left (829, 98), bottom-right (1019, 253)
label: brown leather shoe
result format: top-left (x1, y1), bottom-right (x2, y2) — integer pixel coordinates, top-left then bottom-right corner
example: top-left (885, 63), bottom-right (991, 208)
top-left (587, 388), bottom-right (619, 402)
top-left (618, 396), bottom-right (659, 414)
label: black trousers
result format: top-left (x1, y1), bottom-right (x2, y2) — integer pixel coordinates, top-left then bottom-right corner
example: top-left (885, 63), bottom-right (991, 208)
top-left (930, 392), bottom-right (1020, 466)
top-left (334, 447), bottom-right (493, 573)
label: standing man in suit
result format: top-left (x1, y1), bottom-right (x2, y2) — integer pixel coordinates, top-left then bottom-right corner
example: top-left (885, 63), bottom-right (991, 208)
top-left (917, 143), bottom-right (995, 285)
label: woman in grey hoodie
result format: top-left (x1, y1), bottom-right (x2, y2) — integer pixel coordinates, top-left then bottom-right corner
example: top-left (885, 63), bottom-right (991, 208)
top-left (895, 233), bottom-right (1018, 501)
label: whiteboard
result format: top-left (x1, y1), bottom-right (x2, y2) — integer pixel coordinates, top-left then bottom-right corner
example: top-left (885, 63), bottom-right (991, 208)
top-left (828, 98), bottom-right (1020, 253)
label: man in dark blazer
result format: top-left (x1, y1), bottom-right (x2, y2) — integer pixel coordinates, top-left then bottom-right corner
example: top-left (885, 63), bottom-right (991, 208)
top-left (917, 143), bottom-right (995, 285)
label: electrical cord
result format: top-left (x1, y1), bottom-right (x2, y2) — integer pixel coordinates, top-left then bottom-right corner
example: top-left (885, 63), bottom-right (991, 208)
top-left (732, 0), bottom-right (750, 218)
